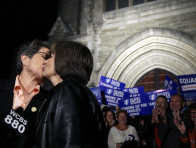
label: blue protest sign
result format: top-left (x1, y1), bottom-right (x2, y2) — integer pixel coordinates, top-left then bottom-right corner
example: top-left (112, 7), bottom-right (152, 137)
top-left (101, 85), bottom-right (129, 107)
top-left (123, 86), bottom-right (145, 95)
top-left (98, 76), bottom-right (126, 90)
top-left (89, 87), bottom-right (102, 105)
top-left (118, 86), bottom-right (151, 116)
top-left (146, 89), bottom-right (178, 112)
top-left (177, 74), bottom-right (196, 101)
top-left (163, 75), bottom-right (178, 90)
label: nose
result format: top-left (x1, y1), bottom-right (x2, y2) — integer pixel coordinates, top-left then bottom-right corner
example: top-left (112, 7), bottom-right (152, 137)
top-left (43, 60), bottom-right (47, 65)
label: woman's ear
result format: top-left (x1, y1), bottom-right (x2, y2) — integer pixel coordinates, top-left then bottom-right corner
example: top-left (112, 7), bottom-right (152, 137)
top-left (21, 55), bottom-right (29, 66)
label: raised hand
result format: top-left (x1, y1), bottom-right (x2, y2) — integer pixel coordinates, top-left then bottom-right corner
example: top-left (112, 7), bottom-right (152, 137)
top-left (186, 99), bottom-right (194, 107)
top-left (151, 108), bottom-right (159, 124)
top-left (174, 119), bottom-right (186, 134)
top-left (173, 106), bottom-right (182, 122)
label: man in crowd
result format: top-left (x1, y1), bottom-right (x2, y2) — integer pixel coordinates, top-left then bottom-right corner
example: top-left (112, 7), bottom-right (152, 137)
top-left (157, 94), bottom-right (185, 148)
top-left (0, 39), bottom-right (50, 148)
top-left (142, 95), bottom-right (168, 148)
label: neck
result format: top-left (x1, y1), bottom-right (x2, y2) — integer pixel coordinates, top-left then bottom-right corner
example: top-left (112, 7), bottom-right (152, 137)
top-left (49, 75), bottom-right (63, 86)
top-left (108, 121), bottom-right (114, 126)
top-left (118, 124), bottom-right (127, 128)
top-left (19, 71), bottom-right (41, 93)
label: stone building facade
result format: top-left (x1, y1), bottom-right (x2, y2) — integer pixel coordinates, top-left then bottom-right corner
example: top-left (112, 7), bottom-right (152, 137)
top-left (48, 0), bottom-right (196, 89)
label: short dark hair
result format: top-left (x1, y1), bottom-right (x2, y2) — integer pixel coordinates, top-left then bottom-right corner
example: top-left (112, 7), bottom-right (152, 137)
top-left (116, 109), bottom-right (128, 118)
top-left (171, 94), bottom-right (185, 102)
top-left (52, 41), bottom-right (93, 85)
top-left (16, 39), bottom-right (50, 74)
top-left (156, 95), bottom-right (167, 102)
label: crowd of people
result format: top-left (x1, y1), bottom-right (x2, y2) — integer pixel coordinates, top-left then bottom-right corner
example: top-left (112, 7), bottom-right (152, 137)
top-left (101, 95), bottom-right (196, 148)
top-left (0, 39), bottom-right (195, 148)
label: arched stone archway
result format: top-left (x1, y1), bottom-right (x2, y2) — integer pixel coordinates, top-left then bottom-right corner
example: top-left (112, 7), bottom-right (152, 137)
top-left (97, 28), bottom-right (196, 87)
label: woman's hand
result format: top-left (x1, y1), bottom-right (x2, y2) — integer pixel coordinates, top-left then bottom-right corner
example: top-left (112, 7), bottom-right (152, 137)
top-left (116, 143), bottom-right (122, 148)
top-left (174, 119), bottom-right (186, 134)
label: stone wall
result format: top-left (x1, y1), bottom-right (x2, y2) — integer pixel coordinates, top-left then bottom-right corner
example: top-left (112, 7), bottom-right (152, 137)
top-left (97, 0), bottom-right (196, 70)
top-left (59, 0), bottom-right (82, 35)
top-left (48, 0), bottom-right (196, 87)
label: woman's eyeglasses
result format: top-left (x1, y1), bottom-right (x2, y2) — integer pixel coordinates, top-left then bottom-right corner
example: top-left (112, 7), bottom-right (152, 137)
top-left (37, 52), bottom-right (51, 60)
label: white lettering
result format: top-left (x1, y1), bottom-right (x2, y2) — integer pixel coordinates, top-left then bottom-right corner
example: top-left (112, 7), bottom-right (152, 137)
top-left (111, 80), bottom-right (120, 87)
top-left (113, 90), bottom-right (124, 97)
top-left (130, 97), bottom-right (141, 104)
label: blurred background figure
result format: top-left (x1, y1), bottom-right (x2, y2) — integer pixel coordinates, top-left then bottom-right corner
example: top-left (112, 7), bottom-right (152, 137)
top-left (174, 102), bottom-right (196, 148)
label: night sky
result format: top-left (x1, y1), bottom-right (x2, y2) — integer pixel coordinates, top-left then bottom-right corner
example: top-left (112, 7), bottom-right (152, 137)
top-left (0, 0), bottom-right (58, 79)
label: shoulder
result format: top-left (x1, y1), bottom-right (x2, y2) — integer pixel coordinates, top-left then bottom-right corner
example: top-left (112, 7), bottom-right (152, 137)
top-left (0, 78), bottom-right (15, 92)
top-left (128, 125), bottom-right (136, 130)
top-left (55, 78), bottom-right (95, 98)
top-left (110, 126), bottom-right (117, 132)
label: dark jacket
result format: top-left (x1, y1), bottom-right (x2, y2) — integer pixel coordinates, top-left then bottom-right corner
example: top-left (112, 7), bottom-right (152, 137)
top-left (0, 78), bottom-right (47, 148)
top-left (36, 77), bottom-right (107, 148)
top-left (157, 112), bottom-right (185, 148)
top-left (142, 115), bottom-right (156, 148)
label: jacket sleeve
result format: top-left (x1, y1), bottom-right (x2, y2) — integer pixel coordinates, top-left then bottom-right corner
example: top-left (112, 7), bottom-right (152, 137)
top-left (52, 84), bottom-right (96, 148)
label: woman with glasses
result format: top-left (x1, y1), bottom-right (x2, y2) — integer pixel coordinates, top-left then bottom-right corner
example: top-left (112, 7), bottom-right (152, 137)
top-left (36, 41), bottom-right (107, 148)
top-left (174, 102), bottom-right (196, 148)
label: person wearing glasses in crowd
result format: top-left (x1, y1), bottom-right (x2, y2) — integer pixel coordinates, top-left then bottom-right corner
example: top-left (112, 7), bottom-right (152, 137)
top-left (36, 41), bottom-right (107, 148)
top-left (0, 39), bottom-right (50, 148)
top-left (174, 102), bottom-right (196, 148)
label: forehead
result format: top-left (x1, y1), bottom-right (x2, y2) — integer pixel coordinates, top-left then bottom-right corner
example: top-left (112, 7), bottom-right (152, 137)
top-left (38, 47), bottom-right (50, 54)
top-left (107, 111), bottom-right (113, 115)
top-left (170, 95), bottom-right (182, 102)
top-left (118, 112), bottom-right (126, 116)
top-left (156, 97), bottom-right (167, 103)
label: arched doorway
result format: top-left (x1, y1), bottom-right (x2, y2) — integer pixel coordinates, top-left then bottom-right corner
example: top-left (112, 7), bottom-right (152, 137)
top-left (135, 69), bottom-right (179, 92)
top-left (98, 28), bottom-right (196, 88)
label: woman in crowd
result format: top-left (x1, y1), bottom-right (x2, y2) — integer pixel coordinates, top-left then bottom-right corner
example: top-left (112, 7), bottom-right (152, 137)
top-left (105, 110), bottom-right (117, 129)
top-left (36, 41), bottom-right (107, 148)
top-left (174, 102), bottom-right (196, 148)
top-left (108, 109), bottom-right (140, 148)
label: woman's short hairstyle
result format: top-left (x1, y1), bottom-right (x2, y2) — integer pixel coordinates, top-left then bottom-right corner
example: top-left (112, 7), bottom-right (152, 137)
top-left (116, 109), bottom-right (128, 118)
top-left (16, 39), bottom-right (50, 74)
top-left (52, 41), bottom-right (93, 85)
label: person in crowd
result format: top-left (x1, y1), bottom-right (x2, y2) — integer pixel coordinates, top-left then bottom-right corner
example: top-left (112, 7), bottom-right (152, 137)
top-left (142, 95), bottom-right (168, 148)
top-left (105, 110), bottom-right (117, 129)
top-left (0, 39), bottom-right (50, 148)
top-left (157, 94), bottom-right (186, 148)
top-left (136, 115), bottom-right (146, 146)
top-left (36, 41), bottom-right (107, 148)
top-left (102, 106), bottom-right (110, 122)
top-left (108, 109), bottom-right (139, 148)
top-left (105, 109), bottom-right (118, 141)
top-left (174, 102), bottom-right (196, 148)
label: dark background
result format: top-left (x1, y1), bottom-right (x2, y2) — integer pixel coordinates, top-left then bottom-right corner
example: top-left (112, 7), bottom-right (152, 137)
top-left (0, 0), bottom-right (58, 79)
